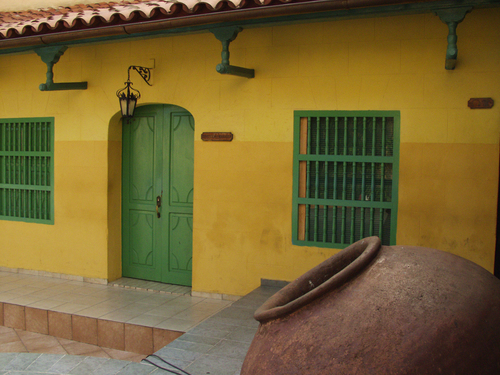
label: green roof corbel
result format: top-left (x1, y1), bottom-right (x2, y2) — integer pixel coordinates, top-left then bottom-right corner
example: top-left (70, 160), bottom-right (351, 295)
top-left (35, 46), bottom-right (88, 91)
top-left (210, 26), bottom-right (255, 78)
top-left (435, 6), bottom-right (473, 70)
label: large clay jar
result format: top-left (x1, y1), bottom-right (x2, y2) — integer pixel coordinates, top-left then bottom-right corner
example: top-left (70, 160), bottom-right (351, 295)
top-left (241, 237), bottom-right (500, 374)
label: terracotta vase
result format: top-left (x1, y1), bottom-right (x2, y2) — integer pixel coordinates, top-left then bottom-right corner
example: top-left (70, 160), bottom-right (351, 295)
top-left (241, 237), bottom-right (500, 375)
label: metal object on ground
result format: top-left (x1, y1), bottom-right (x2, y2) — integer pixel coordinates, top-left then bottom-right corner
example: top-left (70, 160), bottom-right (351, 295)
top-left (241, 236), bottom-right (500, 374)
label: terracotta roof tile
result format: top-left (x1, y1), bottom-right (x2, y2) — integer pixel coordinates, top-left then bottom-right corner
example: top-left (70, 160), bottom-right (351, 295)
top-left (0, 0), bottom-right (245, 38)
top-left (0, 0), bottom-right (444, 41)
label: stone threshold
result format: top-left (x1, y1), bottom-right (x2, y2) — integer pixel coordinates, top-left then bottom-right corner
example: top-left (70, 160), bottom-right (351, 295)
top-left (108, 277), bottom-right (192, 295)
top-left (0, 302), bottom-right (183, 355)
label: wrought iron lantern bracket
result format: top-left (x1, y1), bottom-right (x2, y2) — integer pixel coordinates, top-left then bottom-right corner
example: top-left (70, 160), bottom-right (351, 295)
top-left (35, 46), bottom-right (88, 91)
top-left (128, 65), bottom-right (153, 86)
top-left (210, 26), bottom-right (255, 79)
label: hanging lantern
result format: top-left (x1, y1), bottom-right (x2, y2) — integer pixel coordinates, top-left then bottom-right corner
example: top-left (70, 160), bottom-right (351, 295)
top-left (116, 80), bottom-right (140, 118)
top-left (116, 66), bottom-right (152, 118)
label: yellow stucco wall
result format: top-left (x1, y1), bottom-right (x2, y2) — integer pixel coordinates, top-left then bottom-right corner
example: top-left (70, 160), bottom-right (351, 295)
top-left (0, 8), bottom-right (498, 295)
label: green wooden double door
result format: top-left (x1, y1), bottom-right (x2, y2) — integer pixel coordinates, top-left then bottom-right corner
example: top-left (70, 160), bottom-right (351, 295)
top-left (122, 105), bottom-right (194, 286)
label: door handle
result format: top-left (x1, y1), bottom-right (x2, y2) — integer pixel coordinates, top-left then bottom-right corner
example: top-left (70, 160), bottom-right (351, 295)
top-left (156, 194), bottom-right (162, 218)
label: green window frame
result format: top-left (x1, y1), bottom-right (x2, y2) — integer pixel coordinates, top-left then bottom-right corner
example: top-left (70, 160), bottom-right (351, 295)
top-left (292, 111), bottom-right (399, 247)
top-left (0, 118), bottom-right (54, 224)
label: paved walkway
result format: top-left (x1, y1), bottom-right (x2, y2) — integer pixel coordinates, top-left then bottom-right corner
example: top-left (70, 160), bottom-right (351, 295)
top-left (0, 352), bottom-right (167, 374)
top-left (0, 286), bottom-right (280, 374)
top-left (0, 325), bottom-right (147, 361)
top-left (0, 270), bottom-right (283, 374)
top-left (150, 285), bottom-right (280, 375)
top-left (0, 272), bottom-right (231, 333)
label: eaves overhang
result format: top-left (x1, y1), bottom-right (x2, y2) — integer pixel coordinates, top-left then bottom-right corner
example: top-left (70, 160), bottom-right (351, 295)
top-left (0, 0), bottom-right (498, 54)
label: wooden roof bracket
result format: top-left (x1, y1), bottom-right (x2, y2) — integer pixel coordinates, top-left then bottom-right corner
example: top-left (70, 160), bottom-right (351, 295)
top-left (435, 6), bottom-right (472, 70)
top-left (210, 26), bottom-right (255, 78)
top-left (35, 46), bottom-right (88, 91)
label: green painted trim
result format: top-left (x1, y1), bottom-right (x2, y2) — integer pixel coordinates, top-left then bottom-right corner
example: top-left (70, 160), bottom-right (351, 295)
top-left (35, 46), bottom-right (88, 91)
top-left (435, 7), bottom-right (472, 70)
top-left (210, 27), bottom-right (255, 78)
top-left (291, 112), bottom-right (301, 248)
top-left (0, 184), bottom-right (52, 191)
top-left (296, 198), bottom-right (393, 209)
top-left (0, 0), bottom-right (498, 56)
top-left (0, 152), bottom-right (52, 156)
top-left (0, 117), bottom-right (55, 225)
top-left (390, 111), bottom-right (400, 246)
top-left (292, 110), bottom-right (400, 248)
top-left (297, 155), bottom-right (396, 163)
top-left (122, 104), bottom-right (194, 286)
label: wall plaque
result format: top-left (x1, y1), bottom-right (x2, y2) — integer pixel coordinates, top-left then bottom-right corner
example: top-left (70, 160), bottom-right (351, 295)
top-left (468, 98), bottom-right (494, 109)
top-left (201, 132), bottom-right (233, 141)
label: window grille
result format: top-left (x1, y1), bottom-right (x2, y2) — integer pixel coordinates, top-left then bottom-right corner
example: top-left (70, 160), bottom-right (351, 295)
top-left (292, 111), bottom-right (399, 247)
top-left (0, 118), bottom-right (54, 224)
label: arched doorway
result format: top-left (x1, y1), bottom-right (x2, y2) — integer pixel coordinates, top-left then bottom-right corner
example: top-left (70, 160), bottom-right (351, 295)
top-left (121, 104), bottom-right (194, 286)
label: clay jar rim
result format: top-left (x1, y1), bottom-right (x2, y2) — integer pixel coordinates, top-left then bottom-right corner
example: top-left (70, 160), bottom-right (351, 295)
top-left (254, 236), bottom-right (382, 322)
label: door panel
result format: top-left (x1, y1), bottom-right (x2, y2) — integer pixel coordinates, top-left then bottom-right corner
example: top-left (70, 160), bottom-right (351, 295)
top-left (167, 213), bottom-right (193, 286)
top-left (122, 105), bottom-right (193, 286)
top-left (160, 110), bottom-right (194, 285)
top-left (170, 113), bottom-right (195, 205)
top-left (129, 211), bottom-right (154, 266)
top-left (122, 108), bottom-right (163, 282)
top-left (129, 117), bottom-right (155, 202)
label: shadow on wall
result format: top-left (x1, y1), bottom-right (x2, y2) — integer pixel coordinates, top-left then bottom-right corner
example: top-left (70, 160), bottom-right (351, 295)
top-left (107, 109), bottom-right (123, 282)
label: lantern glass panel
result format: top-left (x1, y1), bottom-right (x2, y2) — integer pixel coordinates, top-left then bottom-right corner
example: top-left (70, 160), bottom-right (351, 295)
top-left (119, 96), bottom-right (129, 117)
top-left (128, 97), bottom-right (137, 117)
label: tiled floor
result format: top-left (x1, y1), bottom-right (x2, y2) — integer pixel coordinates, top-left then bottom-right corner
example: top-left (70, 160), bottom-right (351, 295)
top-left (0, 271), bottom-right (233, 333)
top-left (0, 270), bottom-right (284, 374)
top-left (0, 352), bottom-right (169, 374)
top-left (150, 285), bottom-right (283, 375)
top-left (0, 326), bottom-right (146, 362)
top-left (0, 285), bottom-right (281, 374)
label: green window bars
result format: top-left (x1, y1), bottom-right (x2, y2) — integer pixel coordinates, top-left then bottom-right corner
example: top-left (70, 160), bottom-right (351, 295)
top-left (292, 111), bottom-right (399, 247)
top-left (0, 118), bottom-right (54, 224)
